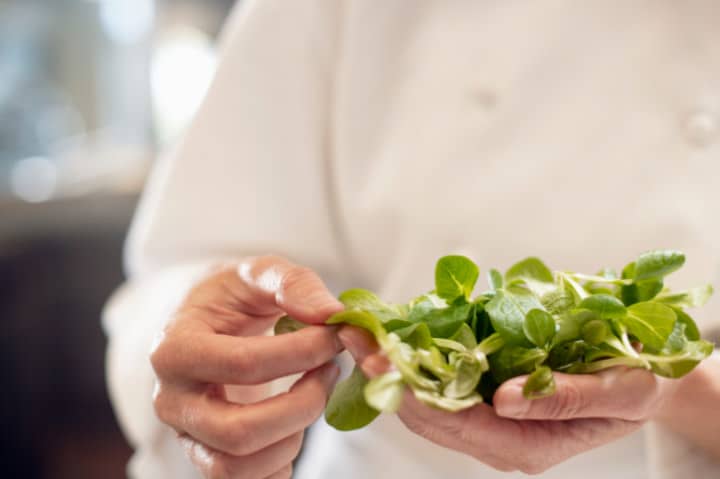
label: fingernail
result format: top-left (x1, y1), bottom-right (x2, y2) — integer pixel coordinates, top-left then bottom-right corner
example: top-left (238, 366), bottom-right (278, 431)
top-left (322, 362), bottom-right (341, 383)
top-left (306, 291), bottom-right (343, 312)
top-left (495, 385), bottom-right (531, 418)
top-left (328, 326), bottom-right (345, 351)
top-left (337, 327), bottom-right (362, 359)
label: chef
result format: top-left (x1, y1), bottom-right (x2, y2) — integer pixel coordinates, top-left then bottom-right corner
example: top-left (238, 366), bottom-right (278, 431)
top-left (104, 1), bottom-right (720, 478)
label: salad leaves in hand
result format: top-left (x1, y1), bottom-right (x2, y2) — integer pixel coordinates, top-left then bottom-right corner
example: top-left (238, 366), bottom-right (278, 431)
top-left (275, 250), bottom-right (714, 431)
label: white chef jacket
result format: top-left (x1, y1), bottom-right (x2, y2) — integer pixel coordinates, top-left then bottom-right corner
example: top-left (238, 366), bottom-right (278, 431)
top-left (103, 1), bottom-right (720, 478)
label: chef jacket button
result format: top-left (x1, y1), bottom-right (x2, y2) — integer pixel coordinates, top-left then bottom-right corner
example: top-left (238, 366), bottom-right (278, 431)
top-left (684, 110), bottom-right (719, 147)
top-left (472, 88), bottom-right (497, 110)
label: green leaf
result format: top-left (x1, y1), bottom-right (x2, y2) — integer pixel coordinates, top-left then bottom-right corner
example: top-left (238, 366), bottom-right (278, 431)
top-left (486, 287), bottom-right (544, 346)
top-left (393, 322), bottom-right (433, 349)
top-left (634, 250), bottom-right (686, 281)
top-left (327, 310), bottom-right (386, 339)
top-left (557, 272), bottom-right (590, 302)
top-left (581, 319), bottom-right (609, 345)
top-left (325, 366), bottom-right (380, 431)
top-left (672, 307), bottom-right (701, 341)
top-left (273, 315), bottom-right (307, 335)
top-left (475, 332), bottom-right (505, 356)
top-left (412, 389), bottom-right (483, 412)
top-left (566, 355), bottom-right (650, 374)
top-left (364, 371), bottom-right (405, 413)
top-left (339, 288), bottom-right (404, 322)
top-left (432, 338), bottom-right (469, 353)
top-left (472, 307), bottom-right (494, 340)
top-left (552, 309), bottom-right (597, 345)
top-left (407, 294), bottom-right (444, 323)
top-left (655, 284), bottom-right (714, 309)
top-left (383, 319), bottom-right (414, 333)
top-left (505, 257), bottom-right (556, 296)
top-left (449, 322), bottom-right (477, 349)
top-left (622, 279), bottom-right (664, 305)
top-left (435, 255), bottom-right (479, 302)
top-left (523, 309), bottom-right (556, 348)
top-left (422, 303), bottom-right (474, 338)
top-left (443, 352), bottom-right (484, 399)
top-left (621, 261), bottom-right (636, 280)
top-left (636, 279), bottom-right (665, 302)
top-left (385, 338), bottom-right (441, 392)
top-left (661, 321), bottom-right (688, 354)
top-left (583, 342), bottom-right (626, 362)
top-left (488, 269), bottom-right (503, 290)
top-left (523, 366), bottom-right (556, 399)
top-left (417, 347), bottom-right (455, 382)
top-left (579, 294), bottom-right (627, 319)
top-left (622, 302), bottom-right (677, 350)
top-left (540, 289), bottom-right (576, 316)
top-left (489, 346), bottom-right (548, 383)
top-left (642, 340), bottom-right (714, 378)
top-left (546, 340), bottom-right (586, 370)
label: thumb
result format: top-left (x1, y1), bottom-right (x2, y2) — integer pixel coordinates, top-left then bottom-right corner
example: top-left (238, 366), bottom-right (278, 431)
top-left (236, 255), bottom-right (344, 324)
top-left (337, 326), bottom-right (388, 378)
top-left (494, 368), bottom-right (661, 421)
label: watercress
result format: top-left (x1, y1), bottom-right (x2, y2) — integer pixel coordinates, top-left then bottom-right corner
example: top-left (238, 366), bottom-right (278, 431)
top-left (274, 250), bottom-right (714, 431)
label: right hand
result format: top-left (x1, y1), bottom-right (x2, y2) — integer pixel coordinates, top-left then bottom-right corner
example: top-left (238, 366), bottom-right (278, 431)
top-left (150, 255), bottom-right (344, 479)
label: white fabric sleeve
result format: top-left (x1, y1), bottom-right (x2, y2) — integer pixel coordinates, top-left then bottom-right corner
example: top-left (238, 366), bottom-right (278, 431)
top-left (103, 1), bottom-right (345, 477)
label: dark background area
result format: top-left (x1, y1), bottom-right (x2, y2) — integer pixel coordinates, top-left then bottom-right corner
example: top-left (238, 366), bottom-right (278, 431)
top-left (0, 0), bottom-right (236, 477)
top-left (1, 194), bottom-right (138, 478)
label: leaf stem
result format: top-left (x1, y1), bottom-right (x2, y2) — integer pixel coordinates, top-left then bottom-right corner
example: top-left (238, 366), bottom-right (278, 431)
top-left (567, 356), bottom-right (650, 374)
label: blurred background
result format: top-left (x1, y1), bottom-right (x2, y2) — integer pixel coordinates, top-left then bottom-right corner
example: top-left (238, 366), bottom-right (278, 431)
top-left (0, 0), bottom-right (236, 477)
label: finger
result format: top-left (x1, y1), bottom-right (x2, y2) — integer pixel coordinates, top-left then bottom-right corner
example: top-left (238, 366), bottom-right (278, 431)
top-left (181, 432), bottom-right (302, 479)
top-left (152, 325), bottom-right (343, 385)
top-left (158, 363), bottom-right (339, 456)
top-left (237, 256), bottom-right (344, 323)
top-left (396, 391), bottom-right (517, 471)
top-left (358, 353), bottom-right (391, 378)
top-left (338, 325), bottom-right (379, 362)
top-left (494, 367), bottom-right (662, 421)
top-left (398, 389), bottom-right (638, 474)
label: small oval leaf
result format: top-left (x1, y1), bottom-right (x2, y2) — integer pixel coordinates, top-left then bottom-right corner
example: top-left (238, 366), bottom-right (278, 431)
top-left (579, 294), bottom-right (627, 319)
top-left (523, 309), bottom-right (556, 348)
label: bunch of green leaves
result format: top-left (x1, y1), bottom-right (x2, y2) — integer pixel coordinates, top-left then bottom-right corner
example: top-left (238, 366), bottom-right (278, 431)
top-left (274, 250), bottom-right (714, 431)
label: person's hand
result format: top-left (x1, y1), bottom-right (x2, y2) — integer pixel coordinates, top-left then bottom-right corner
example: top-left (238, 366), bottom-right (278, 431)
top-left (150, 256), bottom-right (344, 479)
top-left (339, 326), bottom-right (679, 475)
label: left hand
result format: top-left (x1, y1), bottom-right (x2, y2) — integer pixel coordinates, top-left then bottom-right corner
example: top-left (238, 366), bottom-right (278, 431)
top-left (339, 326), bottom-right (680, 475)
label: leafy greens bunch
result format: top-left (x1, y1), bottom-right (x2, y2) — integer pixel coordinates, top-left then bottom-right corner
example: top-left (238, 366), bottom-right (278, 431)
top-left (274, 250), bottom-right (714, 431)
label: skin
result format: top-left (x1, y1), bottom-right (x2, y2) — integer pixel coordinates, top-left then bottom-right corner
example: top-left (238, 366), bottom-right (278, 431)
top-left (151, 256), bottom-right (719, 476)
top-left (150, 256), bottom-right (344, 479)
top-left (338, 325), bottom-right (720, 475)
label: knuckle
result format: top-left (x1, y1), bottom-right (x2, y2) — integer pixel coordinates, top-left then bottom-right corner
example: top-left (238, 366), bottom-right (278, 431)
top-left (149, 333), bottom-right (173, 376)
top-left (269, 464), bottom-right (293, 479)
top-left (487, 461), bottom-right (516, 473)
top-left (238, 255), bottom-right (285, 284)
top-left (151, 383), bottom-right (175, 425)
top-left (295, 390), bottom-right (325, 426)
top-left (624, 371), bottom-right (660, 420)
top-left (223, 417), bottom-right (257, 456)
top-left (289, 431), bottom-right (305, 458)
top-left (547, 381), bottom-right (585, 419)
top-left (206, 455), bottom-right (233, 479)
top-left (291, 332), bottom-right (328, 368)
top-left (401, 413), bottom-right (439, 440)
top-left (229, 341), bottom-right (256, 377)
top-left (278, 266), bottom-right (317, 298)
top-left (279, 464), bottom-right (294, 479)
